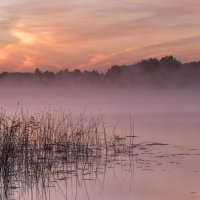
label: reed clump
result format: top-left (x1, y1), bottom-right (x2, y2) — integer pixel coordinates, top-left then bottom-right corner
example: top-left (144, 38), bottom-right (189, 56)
top-left (0, 109), bottom-right (133, 199)
top-left (0, 108), bottom-right (162, 200)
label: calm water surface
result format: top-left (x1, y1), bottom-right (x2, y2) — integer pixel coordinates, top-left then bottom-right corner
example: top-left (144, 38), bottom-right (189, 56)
top-left (0, 88), bottom-right (200, 200)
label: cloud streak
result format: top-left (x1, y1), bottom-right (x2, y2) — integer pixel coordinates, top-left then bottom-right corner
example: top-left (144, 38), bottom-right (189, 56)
top-left (0, 0), bottom-right (200, 71)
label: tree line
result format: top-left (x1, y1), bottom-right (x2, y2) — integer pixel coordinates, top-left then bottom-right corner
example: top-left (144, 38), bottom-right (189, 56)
top-left (1, 56), bottom-right (200, 88)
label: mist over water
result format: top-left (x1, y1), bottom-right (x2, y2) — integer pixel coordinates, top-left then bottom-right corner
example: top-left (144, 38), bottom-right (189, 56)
top-left (0, 0), bottom-right (199, 197)
top-left (1, 86), bottom-right (200, 115)
top-left (0, 85), bottom-right (200, 200)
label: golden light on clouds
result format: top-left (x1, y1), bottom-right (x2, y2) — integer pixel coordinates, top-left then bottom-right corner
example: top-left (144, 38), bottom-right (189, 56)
top-left (0, 45), bottom-right (13, 61)
top-left (82, 47), bottom-right (137, 68)
top-left (0, 0), bottom-right (200, 72)
top-left (22, 56), bottom-right (34, 67)
top-left (11, 29), bottom-right (36, 44)
top-left (0, 51), bottom-right (8, 60)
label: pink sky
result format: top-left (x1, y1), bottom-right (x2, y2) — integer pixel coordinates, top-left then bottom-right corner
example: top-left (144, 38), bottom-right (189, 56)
top-left (0, 0), bottom-right (200, 72)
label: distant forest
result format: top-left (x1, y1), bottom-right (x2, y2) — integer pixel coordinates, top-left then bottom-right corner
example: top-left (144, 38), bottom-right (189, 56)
top-left (1, 56), bottom-right (200, 88)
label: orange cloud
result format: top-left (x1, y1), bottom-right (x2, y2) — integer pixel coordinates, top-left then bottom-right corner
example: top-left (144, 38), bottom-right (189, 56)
top-left (0, 45), bottom-right (14, 61)
top-left (11, 29), bottom-right (36, 45)
top-left (22, 56), bottom-right (34, 68)
top-left (80, 47), bottom-right (136, 69)
top-left (90, 52), bottom-right (119, 65)
top-left (0, 51), bottom-right (8, 61)
top-left (0, 0), bottom-right (199, 72)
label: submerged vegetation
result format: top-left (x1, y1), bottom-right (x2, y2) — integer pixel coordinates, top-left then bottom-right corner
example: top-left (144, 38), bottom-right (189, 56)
top-left (0, 108), bottom-right (172, 200)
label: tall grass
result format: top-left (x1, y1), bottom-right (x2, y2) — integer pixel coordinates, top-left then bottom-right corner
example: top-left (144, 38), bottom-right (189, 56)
top-left (0, 108), bottom-right (164, 200)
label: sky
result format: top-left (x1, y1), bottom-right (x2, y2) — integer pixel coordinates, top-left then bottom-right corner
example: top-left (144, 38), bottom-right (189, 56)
top-left (0, 0), bottom-right (200, 72)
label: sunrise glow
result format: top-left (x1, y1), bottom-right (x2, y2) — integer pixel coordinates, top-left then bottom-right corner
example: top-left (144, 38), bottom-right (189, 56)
top-left (0, 0), bottom-right (200, 72)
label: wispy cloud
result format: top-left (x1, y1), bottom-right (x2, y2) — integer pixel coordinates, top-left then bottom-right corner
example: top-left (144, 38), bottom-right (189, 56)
top-left (0, 0), bottom-right (199, 71)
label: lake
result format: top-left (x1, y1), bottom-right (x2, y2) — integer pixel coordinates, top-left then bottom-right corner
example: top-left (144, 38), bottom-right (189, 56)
top-left (0, 87), bottom-right (200, 200)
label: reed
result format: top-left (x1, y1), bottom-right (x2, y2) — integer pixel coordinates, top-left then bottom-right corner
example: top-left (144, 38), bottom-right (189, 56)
top-left (0, 108), bottom-right (164, 200)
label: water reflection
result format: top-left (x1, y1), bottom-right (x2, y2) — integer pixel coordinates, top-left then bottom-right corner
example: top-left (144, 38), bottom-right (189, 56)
top-left (0, 109), bottom-right (200, 200)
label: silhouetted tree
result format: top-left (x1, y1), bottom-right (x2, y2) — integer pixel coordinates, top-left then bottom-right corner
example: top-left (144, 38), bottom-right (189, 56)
top-left (34, 68), bottom-right (42, 76)
top-left (0, 56), bottom-right (200, 87)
